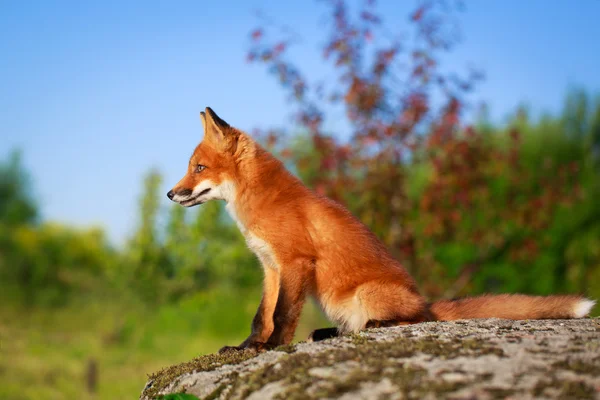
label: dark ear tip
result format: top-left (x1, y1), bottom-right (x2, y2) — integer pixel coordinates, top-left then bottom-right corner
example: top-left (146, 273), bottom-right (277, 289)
top-left (205, 107), bottom-right (230, 129)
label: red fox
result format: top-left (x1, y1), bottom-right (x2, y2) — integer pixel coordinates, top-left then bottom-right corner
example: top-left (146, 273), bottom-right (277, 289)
top-left (167, 107), bottom-right (596, 352)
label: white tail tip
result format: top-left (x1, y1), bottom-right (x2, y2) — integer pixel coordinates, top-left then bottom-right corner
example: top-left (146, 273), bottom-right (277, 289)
top-left (573, 299), bottom-right (596, 318)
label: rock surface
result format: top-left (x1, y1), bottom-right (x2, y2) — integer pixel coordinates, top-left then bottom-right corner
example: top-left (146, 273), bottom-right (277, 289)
top-left (141, 318), bottom-right (600, 399)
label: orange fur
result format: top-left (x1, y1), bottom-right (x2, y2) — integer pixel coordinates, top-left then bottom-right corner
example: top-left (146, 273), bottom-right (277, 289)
top-left (168, 107), bottom-right (595, 350)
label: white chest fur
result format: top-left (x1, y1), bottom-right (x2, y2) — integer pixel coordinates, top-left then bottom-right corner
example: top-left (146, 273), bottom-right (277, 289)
top-left (225, 201), bottom-right (279, 270)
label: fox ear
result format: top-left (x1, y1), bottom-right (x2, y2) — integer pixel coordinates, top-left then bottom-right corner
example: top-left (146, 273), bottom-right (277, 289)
top-left (199, 111), bottom-right (207, 133)
top-left (203, 107), bottom-right (236, 152)
top-left (205, 107), bottom-right (230, 132)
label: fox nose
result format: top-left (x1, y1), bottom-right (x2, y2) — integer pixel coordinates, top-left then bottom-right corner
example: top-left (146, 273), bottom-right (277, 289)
top-left (167, 190), bottom-right (175, 200)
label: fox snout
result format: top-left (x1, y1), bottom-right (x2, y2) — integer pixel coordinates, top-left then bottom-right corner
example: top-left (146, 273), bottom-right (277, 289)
top-left (167, 186), bottom-right (213, 207)
top-left (167, 188), bottom-right (192, 201)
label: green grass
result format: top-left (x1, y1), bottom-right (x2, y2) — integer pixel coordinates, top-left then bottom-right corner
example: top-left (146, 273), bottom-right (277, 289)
top-left (0, 288), bottom-right (328, 400)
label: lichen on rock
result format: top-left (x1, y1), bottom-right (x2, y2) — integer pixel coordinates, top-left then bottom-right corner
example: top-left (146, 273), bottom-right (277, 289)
top-left (141, 318), bottom-right (600, 400)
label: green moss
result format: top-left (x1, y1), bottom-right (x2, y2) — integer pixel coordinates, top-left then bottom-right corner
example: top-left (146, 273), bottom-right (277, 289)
top-left (419, 379), bottom-right (467, 396)
top-left (411, 337), bottom-right (505, 359)
top-left (226, 335), bottom-right (504, 400)
top-left (156, 394), bottom-right (200, 400)
top-left (571, 336), bottom-right (585, 346)
top-left (274, 344), bottom-right (297, 353)
top-left (350, 332), bottom-right (370, 345)
top-left (553, 358), bottom-right (600, 375)
top-left (143, 350), bottom-right (258, 399)
top-left (478, 372), bottom-right (494, 381)
top-left (203, 383), bottom-right (227, 400)
top-left (144, 334), bottom-right (507, 399)
top-left (560, 381), bottom-right (596, 399)
top-left (534, 378), bottom-right (596, 399)
top-left (484, 387), bottom-right (518, 399)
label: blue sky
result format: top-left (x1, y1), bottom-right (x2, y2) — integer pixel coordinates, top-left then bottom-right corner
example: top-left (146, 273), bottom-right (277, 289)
top-left (1, 0), bottom-right (599, 244)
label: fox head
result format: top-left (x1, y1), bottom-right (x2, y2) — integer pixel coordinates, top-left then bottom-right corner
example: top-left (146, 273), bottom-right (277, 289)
top-left (167, 107), bottom-right (241, 207)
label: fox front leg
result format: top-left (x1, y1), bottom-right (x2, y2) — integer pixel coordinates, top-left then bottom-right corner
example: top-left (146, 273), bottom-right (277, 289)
top-left (219, 267), bottom-right (280, 353)
top-left (266, 262), bottom-right (310, 347)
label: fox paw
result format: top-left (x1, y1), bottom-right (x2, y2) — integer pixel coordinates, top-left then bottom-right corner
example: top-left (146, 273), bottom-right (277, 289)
top-left (307, 327), bottom-right (339, 342)
top-left (218, 341), bottom-right (272, 354)
top-left (218, 345), bottom-right (246, 354)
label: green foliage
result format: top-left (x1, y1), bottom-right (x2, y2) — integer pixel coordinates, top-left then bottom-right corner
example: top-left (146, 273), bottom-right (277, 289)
top-left (123, 169), bottom-right (171, 302)
top-left (121, 169), bottom-right (262, 304)
top-left (457, 90), bottom-right (600, 298)
top-left (0, 222), bottom-right (115, 306)
top-left (0, 150), bottom-right (37, 226)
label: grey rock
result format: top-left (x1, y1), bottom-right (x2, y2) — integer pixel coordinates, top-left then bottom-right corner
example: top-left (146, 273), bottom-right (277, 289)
top-left (141, 318), bottom-right (600, 400)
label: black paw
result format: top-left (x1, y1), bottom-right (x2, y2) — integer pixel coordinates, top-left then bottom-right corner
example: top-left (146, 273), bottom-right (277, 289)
top-left (307, 327), bottom-right (339, 342)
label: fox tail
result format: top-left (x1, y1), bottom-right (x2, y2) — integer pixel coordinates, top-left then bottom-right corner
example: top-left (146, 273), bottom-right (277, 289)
top-left (430, 294), bottom-right (595, 321)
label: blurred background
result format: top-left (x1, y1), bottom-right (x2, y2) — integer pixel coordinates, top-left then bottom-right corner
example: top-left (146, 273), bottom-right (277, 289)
top-left (1, 0), bottom-right (599, 398)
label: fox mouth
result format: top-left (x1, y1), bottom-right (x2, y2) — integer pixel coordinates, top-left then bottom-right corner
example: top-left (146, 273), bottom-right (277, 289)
top-left (180, 197), bottom-right (203, 207)
top-left (179, 188), bottom-right (211, 207)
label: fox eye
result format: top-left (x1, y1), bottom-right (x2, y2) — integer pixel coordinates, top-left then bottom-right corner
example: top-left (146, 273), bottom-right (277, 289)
top-left (195, 164), bottom-right (206, 173)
